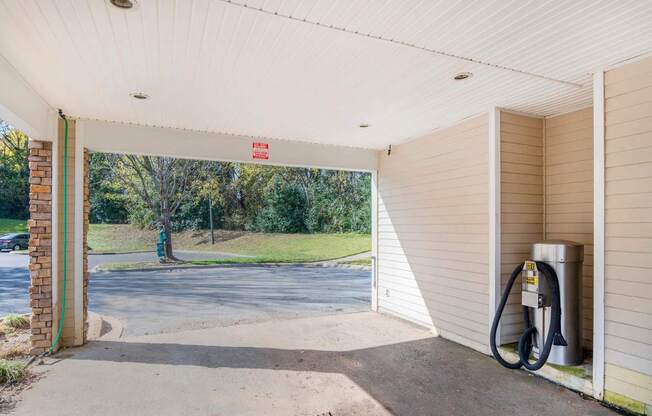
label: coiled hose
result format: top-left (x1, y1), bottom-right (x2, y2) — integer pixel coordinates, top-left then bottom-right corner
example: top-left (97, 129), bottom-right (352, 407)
top-left (490, 261), bottom-right (567, 371)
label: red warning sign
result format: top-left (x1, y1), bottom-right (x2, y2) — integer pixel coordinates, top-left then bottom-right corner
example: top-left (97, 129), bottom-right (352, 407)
top-left (252, 142), bottom-right (269, 160)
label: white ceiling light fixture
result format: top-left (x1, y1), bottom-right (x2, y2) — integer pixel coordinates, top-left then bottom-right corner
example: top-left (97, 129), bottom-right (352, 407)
top-left (453, 72), bottom-right (473, 81)
top-left (109, 0), bottom-right (137, 10)
top-left (359, 123), bottom-right (370, 128)
top-left (130, 92), bottom-right (149, 100)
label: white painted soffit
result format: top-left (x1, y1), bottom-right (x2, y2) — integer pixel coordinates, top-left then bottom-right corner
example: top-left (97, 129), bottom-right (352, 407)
top-left (0, 0), bottom-right (650, 149)
top-left (0, 53), bottom-right (54, 140)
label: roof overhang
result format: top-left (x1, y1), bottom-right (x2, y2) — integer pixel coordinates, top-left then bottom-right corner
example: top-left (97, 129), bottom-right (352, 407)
top-left (81, 118), bottom-right (379, 171)
top-left (0, 1), bottom-right (651, 150)
top-left (0, 54), bottom-right (55, 140)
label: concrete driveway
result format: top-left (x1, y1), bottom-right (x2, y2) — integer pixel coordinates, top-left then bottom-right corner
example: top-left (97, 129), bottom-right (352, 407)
top-left (90, 265), bottom-right (370, 336)
top-left (12, 312), bottom-right (614, 416)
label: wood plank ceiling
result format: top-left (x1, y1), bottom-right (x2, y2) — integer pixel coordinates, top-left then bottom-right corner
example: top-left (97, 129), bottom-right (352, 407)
top-left (0, 0), bottom-right (650, 148)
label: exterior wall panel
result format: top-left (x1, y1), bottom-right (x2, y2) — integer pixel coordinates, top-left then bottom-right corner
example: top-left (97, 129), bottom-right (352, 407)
top-left (377, 115), bottom-right (490, 353)
top-left (499, 112), bottom-right (544, 342)
top-left (544, 108), bottom-right (594, 348)
top-left (603, 56), bottom-right (652, 409)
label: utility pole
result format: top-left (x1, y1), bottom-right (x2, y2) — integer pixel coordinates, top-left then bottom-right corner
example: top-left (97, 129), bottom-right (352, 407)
top-left (208, 193), bottom-right (215, 244)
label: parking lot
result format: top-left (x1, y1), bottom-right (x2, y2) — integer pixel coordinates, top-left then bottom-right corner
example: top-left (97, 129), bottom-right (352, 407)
top-left (0, 253), bottom-right (370, 336)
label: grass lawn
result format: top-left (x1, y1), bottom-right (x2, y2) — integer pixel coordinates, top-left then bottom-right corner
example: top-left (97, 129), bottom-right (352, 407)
top-left (88, 224), bottom-right (157, 253)
top-left (189, 233), bottom-right (370, 264)
top-left (0, 218), bottom-right (27, 235)
top-left (338, 258), bottom-right (372, 266)
top-left (89, 224), bottom-right (370, 263)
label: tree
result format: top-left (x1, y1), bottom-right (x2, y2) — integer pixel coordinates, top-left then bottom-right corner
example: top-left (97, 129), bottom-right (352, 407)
top-left (0, 121), bottom-right (29, 219)
top-left (306, 170), bottom-right (370, 233)
top-left (88, 153), bottom-right (130, 224)
top-left (196, 177), bottom-right (221, 244)
top-left (108, 154), bottom-right (206, 260)
top-left (254, 178), bottom-right (307, 233)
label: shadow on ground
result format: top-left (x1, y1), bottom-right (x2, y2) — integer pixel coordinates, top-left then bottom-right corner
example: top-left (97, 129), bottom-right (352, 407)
top-left (71, 336), bottom-right (613, 416)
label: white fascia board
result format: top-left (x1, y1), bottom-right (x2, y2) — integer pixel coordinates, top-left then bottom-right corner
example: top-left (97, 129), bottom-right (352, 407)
top-left (0, 54), bottom-right (55, 140)
top-left (81, 119), bottom-right (379, 172)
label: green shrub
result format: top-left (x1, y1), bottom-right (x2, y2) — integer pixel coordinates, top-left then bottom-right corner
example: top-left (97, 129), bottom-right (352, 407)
top-left (0, 360), bottom-right (27, 384)
top-left (252, 179), bottom-right (307, 233)
top-left (2, 314), bottom-right (29, 330)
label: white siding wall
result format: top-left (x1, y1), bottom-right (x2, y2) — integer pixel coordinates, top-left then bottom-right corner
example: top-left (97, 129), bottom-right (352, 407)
top-left (603, 56), bottom-right (652, 407)
top-left (377, 114), bottom-right (490, 353)
top-left (544, 108), bottom-right (594, 349)
top-left (499, 112), bottom-right (544, 343)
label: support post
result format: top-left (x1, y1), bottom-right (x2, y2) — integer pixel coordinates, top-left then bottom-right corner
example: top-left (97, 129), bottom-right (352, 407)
top-left (592, 71), bottom-right (606, 401)
top-left (488, 108), bottom-right (501, 348)
top-left (49, 117), bottom-right (88, 349)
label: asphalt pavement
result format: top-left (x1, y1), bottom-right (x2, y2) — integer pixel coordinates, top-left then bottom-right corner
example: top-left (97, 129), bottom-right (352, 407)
top-left (0, 252), bottom-right (371, 336)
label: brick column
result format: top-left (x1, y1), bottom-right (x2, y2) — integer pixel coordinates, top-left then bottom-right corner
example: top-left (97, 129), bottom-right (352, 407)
top-left (27, 140), bottom-right (53, 355)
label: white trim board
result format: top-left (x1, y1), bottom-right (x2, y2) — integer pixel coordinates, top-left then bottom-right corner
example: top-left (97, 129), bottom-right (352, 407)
top-left (81, 119), bottom-right (379, 172)
top-left (592, 71), bottom-right (606, 401)
top-left (488, 107), bottom-right (501, 348)
top-left (50, 131), bottom-right (58, 351)
top-left (371, 170), bottom-right (379, 312)
top-left (73, 121), bottom-right (85, 346)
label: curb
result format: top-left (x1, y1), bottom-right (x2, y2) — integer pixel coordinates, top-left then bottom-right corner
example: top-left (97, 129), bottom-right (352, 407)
top-left (94, 262), bottom-right (372, 273)
top-left (87, 311), bottom-right (125, 341)
top-left (88, 250), bottom-right (252, 257)
top-left (89, 250), bottom-right (151, 256)
top-left (98, 314), bottom-right (125, 340)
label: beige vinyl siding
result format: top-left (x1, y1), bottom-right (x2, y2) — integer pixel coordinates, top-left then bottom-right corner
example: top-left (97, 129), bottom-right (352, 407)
top-left (544, 108), bottom-right (594, 348)
top-left (500, 112), bottom-right (543, 343)
top-left (377, 114), bottom-right (490, 353)
top-left (603, 56), bottom-right (652, 406)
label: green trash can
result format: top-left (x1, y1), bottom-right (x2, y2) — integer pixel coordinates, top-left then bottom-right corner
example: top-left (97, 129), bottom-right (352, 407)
top-left (156, 229), bottom-right (168, 261)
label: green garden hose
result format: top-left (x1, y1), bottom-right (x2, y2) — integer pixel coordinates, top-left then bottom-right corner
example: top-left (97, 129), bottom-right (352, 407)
top-left (49, 111), bottom-right (68, 353)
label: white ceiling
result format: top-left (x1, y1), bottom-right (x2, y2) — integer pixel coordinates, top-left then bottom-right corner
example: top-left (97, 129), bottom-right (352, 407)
top-left (0, 0), bottom-right (651, 149)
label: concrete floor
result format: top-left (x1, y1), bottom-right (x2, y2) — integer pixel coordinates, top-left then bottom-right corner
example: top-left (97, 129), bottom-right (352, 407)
top-left (12, 312), bottom-right (613, 416)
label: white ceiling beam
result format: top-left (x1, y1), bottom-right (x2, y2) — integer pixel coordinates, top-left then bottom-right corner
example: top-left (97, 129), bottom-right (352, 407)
top-left (0, 54), bottom-right (55, 140)
top-left (81, 119), bottom-right (379, 172)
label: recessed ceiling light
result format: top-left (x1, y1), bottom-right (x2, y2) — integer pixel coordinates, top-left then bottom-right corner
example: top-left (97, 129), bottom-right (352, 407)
top-left (109, 0), bottom-right (136, 10)
top-left (453, 72), bottom-right (473, 81)
top-left (359, 123), bottom-right (370, 128)
top-left (130, 92), bottom-right (149, 100)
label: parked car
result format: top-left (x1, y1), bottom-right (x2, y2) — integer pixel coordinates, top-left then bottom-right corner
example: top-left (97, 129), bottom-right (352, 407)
top-left (0, 233), bottom-right (29, 251)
